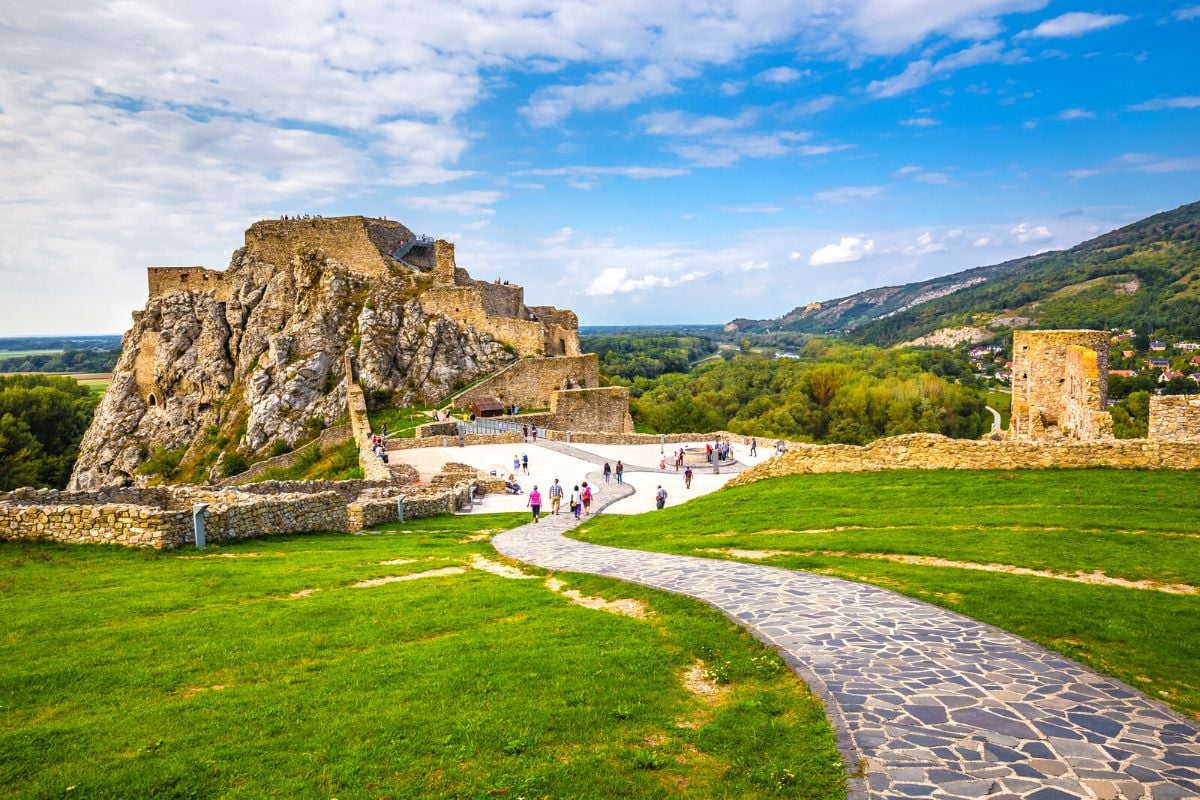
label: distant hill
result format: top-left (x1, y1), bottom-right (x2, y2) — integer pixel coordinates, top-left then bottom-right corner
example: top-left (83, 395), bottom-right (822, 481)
top-left (729, 200), bottom-right (1200, 346)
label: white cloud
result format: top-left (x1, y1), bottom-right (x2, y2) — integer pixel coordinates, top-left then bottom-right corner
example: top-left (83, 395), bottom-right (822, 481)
top-left (719, 80), bottom-right (747, 96)
top-left (847, 0), bottom-right (1047, 54)
top-left (521, 64), bottom-right (681, 127)
top-left (813, 185), bottom-right (884, 203)
top-left (668, 132), bottom-right (848, 168)
top-left (904, 231), bottom-right (948, 256)
top-left (1018, 11), bottom-right (1130, 38)
top-left (1135, 157), bottom-right (1200, 173)
top-left (1174, 6), bottom-right (1200, 20)
top-left (914, 171), bottom-right (952, 184)
top-left (901, 117), bottom-right (939, 126)
top-left (1057, 108), bottom-right (1096, 120)
top-left (793, 95), bottom-right (841, 114)
top-left (735, 260), bottom-right (770, 271)
top-left (757, 66), bottom-right (810, 84)
top-left (1011, 222), bottom-right (1052, 242)
top-left (789, 250), bottom-right (804, 260)
top-left (722, 204), bottom-right (784, 214)
top-left (893, 165), bottom-right (925, 176)
top-left (809, 236), bottom-right (876, 265)
top-left (542, 227), bottom-right (575, 245)
top-left (974, 236), bottom-right (995, 247)
top-left (640, 110), bottom-right (755, 136)
top-left (867, 40), bottom-right (1022, 98)
top-left (399, 191), bottom-right (504, 217)
top-left (585, 267), bottom-right (706, 295)
top-left (1128, 96), bottom-right (1200, 111)
top-left (1064, 168), bottom-right (1103, 179)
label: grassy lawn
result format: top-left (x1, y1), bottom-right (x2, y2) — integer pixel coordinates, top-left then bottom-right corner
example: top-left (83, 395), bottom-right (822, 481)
top-left (984, 390), bottom-right (1011, 429)
top-left (573, 469), bottom-right (1200, 718)
top-left (368, 406), bottom-right (431, 439)
top-left (0, 514), bottom-right (844, 799)
top-left (246, 440), bottom-right (363, 482)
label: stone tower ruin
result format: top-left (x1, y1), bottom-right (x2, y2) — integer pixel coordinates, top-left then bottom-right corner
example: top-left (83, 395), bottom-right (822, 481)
top-left (1010, 329), bottom-right (1113, 441)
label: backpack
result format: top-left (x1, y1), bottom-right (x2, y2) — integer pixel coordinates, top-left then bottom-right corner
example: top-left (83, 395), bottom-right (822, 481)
top-left (582, 487), bottom-right (591, 501)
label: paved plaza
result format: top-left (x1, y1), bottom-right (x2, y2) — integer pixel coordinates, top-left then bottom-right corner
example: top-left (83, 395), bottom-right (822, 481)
top-left (488, 452), bottom-right (1200, 800)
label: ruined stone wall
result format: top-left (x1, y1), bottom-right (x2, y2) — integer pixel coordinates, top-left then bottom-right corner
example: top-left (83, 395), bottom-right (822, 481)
top-left (530, 307), bottom-right (582, 356)
top-left (345, 354), bottom-right (392, 481)
top-left (0, 500), bottom-right (190, 548)
top-left (433, 239), bottom-right (457, 285)
top-left (1149, 395), bottom-right (1200, 441)
top-left (548, 387), bottom-right (634, 433)
top-left (387, 432), bottom-right (525, 450)
top-left (1062, 345), bottom-right (1113, 440)
top-left (1011, 330), bottom-right (1111, 440)
top-left (147, 267), bottom-right (231, 301)
top-left (729, 433), bottom-right (1200, 486)
top-left (243, 217), bottom-right (412, 277)
top-left (454, 355), bottom-right (601, 409)
top-left (133, 331), bottom-right (160, 403)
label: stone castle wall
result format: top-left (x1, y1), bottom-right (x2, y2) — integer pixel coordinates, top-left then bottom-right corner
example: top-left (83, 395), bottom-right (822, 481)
top-left (729, 433), bottom-right (1200, 486)
top-left (243, 216), bottom-right (412, 277)
top-left (147, 267), bottom-right (231, 301)
top-left (1062, 345), bottom-right (1113, 440)
top-left (1011, 330), bottom-right (1111, 440)
top-left (421, 285), bottom-right (549, 357)
top-left (454, 355), bottom-right (600, 410)
top-left (548, 387), bottom-right (634, 433)
top-left (1149, 395), bottom-right (1200, 441)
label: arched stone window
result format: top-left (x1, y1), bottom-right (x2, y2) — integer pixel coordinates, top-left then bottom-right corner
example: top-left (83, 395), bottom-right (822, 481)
top-left (147, 393), bottom-right (158, 407)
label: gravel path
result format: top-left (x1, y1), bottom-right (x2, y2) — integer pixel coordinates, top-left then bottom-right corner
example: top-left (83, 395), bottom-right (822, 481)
top-left (492, 470), bottom-right (1200, 800)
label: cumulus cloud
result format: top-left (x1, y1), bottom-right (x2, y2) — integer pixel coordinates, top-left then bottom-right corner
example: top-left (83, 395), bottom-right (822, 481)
top-left (585, 267), bottom-right (706, 295)
top-left (974, 236), bottom-right (996, 247)
top-left (1128, 96), bottom-right (1200, 111)
top-left (1017, 11), bottom-right (1130, 38)
top-left (809, 236), bottom-right (876, 265)
top-left (1011, 222), bottom-right (1052, 242)
top-left (757, 66), bottom-right (810, 84)
top-left (904, 231), bottom-right (947, 256)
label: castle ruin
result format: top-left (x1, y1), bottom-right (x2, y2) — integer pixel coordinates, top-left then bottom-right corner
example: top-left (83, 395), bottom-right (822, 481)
top-left (1010, 330), bottom-right (1113, 441)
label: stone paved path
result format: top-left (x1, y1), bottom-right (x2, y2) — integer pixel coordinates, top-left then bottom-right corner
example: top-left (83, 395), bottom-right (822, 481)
top-left (533, 439), bottom-right (749, 474)
top-left (493, 472), bottom-right (1200, 800)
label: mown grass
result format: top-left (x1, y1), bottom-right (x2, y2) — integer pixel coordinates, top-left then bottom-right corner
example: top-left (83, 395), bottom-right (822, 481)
top-left (368, 406), bottom-right (431, 439)
top-left (573, 469), bottom-right (1200, 718)
top-left (0, 514), bottom-right (844, 799)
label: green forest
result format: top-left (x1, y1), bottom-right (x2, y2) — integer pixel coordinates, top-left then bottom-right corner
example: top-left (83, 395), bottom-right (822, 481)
top-left (614, 340), bottom-right (990, 443)
top-left (0, 348), bottom-right (120, 374)
top-left (0, 375), bottom-right (99, 491)
top-left (580, 334), bottom-right (716, 380)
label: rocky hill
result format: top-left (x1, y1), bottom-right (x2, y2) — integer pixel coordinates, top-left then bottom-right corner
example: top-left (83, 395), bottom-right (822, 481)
top-left (70, 216), bottom-right (579, 489)
top-left (729, 200), bottom-right (1200, 345)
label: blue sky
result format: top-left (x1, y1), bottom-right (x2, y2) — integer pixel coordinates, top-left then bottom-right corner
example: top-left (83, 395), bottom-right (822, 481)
top-left (0, 1), bottom-right (1197, 334)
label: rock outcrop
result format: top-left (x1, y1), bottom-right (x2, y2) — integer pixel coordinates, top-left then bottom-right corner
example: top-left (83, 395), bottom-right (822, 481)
top-left (71, 216), bottom-right (578, 489)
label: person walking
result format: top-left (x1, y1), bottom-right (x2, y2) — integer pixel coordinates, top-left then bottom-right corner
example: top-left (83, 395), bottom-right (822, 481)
top-left (603, 462), bottom-right (612, 483)
top-left (655, 485), bottom-right (668, 510)
top-left (521, 452), bottom-right (529, 475)
top-left (513, 454), bottom-right (521, 474)
top-left (659, 454), bottom-right (666, 470)
top-left (549, 478), bottom-right (563, 515)
top-left (615, 460), bottom-right (624, 484)
top-left (569, 485), bottom-right (582, 519)
top-left (684, 467), bottom-right (693, 489)
top-left (528, 486), bottom-right (542, 523)
top-left (750, 437), bottom-right (757, 457)
top-left (581, 482), bottom-right (592, 515)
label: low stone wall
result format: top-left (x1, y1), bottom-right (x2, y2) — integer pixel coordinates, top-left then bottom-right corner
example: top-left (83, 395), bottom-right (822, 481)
top-left (729, 432), bottom-right (1200, 486)
top-left (0, 502), bottom-right (190, 548)
top-left (1149, 395), bottom-right (1200, 441)
top-left (218, 424), bottom-right (352, 486)
top-left (415, 421), bottom-right (458, 438)
top-left (199, 492), bottom-right (348, 545)
top-left (387, 431), bottom-right (524, 450)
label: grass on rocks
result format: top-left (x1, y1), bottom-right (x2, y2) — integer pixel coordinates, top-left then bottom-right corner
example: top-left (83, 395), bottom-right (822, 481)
top-left (573, 469), bottom-right (1200, 718)
top-left (0, 514), bottom-right (844, 799)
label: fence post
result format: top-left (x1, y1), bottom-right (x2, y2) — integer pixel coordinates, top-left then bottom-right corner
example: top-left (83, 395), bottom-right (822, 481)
top-left (192, 503), bottom-right (208, 549)
top-left (396, 495), bottom-right (406, 523)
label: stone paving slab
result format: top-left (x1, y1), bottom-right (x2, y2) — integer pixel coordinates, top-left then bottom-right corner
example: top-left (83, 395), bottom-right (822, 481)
top-left (492, 472), bottom-right (1200, 800)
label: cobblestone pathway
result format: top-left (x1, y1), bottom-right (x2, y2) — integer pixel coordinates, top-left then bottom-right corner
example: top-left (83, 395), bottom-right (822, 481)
top-left (492, 472), bottom-right (1200, 800)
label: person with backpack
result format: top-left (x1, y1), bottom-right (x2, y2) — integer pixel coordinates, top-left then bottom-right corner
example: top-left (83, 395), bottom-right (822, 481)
top-left (684, 467), bottom-right (693, 489)
top-left (581, 482), bottom-right (592, 515)
top-left (655, 485), bottom-right (668, 510)
top-left (569, 485), bottom-right (582, 519)
top-left (521, 452), bottom-right (529, 475)
top-left (528, 486), bottom-right (542, 523)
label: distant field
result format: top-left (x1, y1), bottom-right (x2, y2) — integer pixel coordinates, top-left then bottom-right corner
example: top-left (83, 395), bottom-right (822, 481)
top-left (575, 469), bottom-right (1200, 718)
top-left (0, 370), bottom-right (114, 393)
top-left (0, 349), bottom-right (62, 358)
top-left (0, 515), bottom-right (844, 798)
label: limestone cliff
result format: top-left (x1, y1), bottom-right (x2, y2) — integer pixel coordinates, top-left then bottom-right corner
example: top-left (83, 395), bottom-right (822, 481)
top-left (71, 216), bottom-right (578, 489)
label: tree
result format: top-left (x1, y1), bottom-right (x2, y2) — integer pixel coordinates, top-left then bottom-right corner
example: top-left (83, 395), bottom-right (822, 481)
top-left (0, 413), bottom-right (44, 489)
top-left (0, 375), bottom-right (98, 489)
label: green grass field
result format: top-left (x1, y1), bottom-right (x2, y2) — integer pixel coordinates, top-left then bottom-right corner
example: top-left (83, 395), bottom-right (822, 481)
top-left (984, 390), bottom-right (1011, 429)
top-left (0, 349), bottom-right (63, 359)
top-left (0, 514), bottom-right (844, 799)
top-left (573, 469), bottom-right (1200, 718)
top-left (368, 407), bottom-right (432, 439)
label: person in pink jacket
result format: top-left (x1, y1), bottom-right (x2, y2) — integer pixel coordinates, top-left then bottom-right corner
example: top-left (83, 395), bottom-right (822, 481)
top-left (527, 486), bottom-right (542, 522)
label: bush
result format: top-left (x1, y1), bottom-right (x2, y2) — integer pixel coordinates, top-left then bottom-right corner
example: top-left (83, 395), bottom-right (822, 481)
top-left (220, 454), bottom-right (249, 478)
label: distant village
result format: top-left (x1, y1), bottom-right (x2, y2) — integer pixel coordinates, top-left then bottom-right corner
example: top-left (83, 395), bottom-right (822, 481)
top-left (969, 330), bottom-right (1200, 402)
